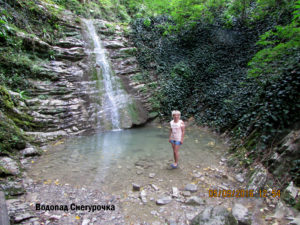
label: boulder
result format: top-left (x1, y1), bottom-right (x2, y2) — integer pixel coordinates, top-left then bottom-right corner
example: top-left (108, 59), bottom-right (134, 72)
top-left (191, 206), bottom-right (238, 225)
top-left (0, 157), bottom-right (20, 175)
top-left (0, 181), bottom-right (25, 196)
top-left (21, 146), bottom-right (40, 157)
top-left (232, 203), bottom-right (251, 225)
top-left (247, 164), bottom-right (267, 193)
top-left (285, 181), bottom-right (299, 199)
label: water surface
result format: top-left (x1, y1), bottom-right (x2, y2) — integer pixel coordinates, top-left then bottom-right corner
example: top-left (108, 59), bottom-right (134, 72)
top-left (28, 125), bottom-right (226, 194)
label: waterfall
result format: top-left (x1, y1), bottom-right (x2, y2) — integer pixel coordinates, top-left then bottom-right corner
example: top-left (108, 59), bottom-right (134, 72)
top-left (83, 19), bottom-right (121, 131)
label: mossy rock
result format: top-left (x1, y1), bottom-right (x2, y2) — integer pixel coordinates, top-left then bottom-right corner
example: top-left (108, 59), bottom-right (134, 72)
top-left (0, 111), bottom-right (27, 154)
top-left (120, 47), bottom-right (137, 56)
top-left (127, 102), bottom-right (143, 125)
top-left (294, 198), bottom-right (300, 211)
top-left (0, 85), bottom-right (15, 110)
top-left (149, 111), bottom-right (159, 119)
top-left (0, 165), bottom-right (11, 176)
top-left (0, 85), bottom-right (37, 130)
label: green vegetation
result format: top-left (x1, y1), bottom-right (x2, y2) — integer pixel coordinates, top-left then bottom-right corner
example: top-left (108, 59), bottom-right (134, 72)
top-left (126, 0), bottom-right (296, 28)
top-left (49, 0), bottom-right (130, 21)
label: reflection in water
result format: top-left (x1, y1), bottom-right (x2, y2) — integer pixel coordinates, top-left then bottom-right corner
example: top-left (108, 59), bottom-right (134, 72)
top-left (28, 126), bottom-right (226, 192)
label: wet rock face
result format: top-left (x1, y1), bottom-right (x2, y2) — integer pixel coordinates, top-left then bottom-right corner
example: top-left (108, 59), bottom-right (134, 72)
top-left (13, 14), bottom-right (95, 144)
top-left (93, 20), bottom-right (152, 114)
top-left (12, 16), bottom-right (150, 145)
top-left (191, 206), bottom-right (238, 225)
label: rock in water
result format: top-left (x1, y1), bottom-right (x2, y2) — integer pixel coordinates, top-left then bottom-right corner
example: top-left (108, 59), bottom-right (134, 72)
top-left (191, 206), bottom-right (237, 225)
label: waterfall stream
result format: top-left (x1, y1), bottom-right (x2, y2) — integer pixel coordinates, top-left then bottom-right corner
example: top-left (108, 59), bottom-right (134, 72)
top-left (83, 19), bottom-right (121, 130)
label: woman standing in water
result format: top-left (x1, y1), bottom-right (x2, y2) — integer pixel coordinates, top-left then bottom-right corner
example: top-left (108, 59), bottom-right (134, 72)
top-left (169, 110), bottom-right (185, 168)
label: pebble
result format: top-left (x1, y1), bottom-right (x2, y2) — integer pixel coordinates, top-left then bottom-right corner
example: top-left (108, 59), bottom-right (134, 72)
top-left (169, 219), bottom-right (177, 225)
top-left (186, 213), bottom-right (196, 220)
top-left (151, 210), bottom-right (158, 215)
top-left (235, 174), bottom-right (245, 183)
top-left (156, 196), bottom-right (172, 205)
top-left (185, 184), bottom-right (198, 192)
top-left (140, 190), bottom-right (147, 203)
top-left (193, 173), bottom-right (201, 178)
top-left (151, 184), bottom-right (159, 191)
top-left (221, 157), bottom-right (227, 162)
top-left (172, 187), bottom-right (179, 198)
top-left (182, 191), bottom-right (191, 197)
top-left (136, 170), bottom-right (143, 175)
top-left (159, 208), bottom-right (165, 213)
top-left (82, 219), bottom-right (90, 225)
top-left (185, 196), bottom-right (205, 205)
top-left (149, 173), bottom-right (156, 178)
top-left (132, 183), bottom-right (141, 191)
top-left (49, 215), bottom-right (62, 220)
top-left (14, 213), bottom-right (33, 223)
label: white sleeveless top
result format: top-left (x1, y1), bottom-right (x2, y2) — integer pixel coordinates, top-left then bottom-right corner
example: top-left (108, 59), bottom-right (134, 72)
top-left (170, 120), bottom-right (185, 141)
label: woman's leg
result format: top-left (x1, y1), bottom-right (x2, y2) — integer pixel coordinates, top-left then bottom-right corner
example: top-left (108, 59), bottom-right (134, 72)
top-left (173, 144), bottom-right (180, 166)
top-left (171, 142), bottom-right (176, 165)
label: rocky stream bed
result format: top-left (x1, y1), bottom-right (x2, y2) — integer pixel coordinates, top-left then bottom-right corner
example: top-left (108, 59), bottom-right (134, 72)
top-left (3, 126), bottom-right (300, 225)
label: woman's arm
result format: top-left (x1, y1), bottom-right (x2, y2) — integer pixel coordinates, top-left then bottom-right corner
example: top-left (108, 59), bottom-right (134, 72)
top-left (181, 121), bottom-right (185, 144)
top-left (169, 128), bottom-right (172, 143)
